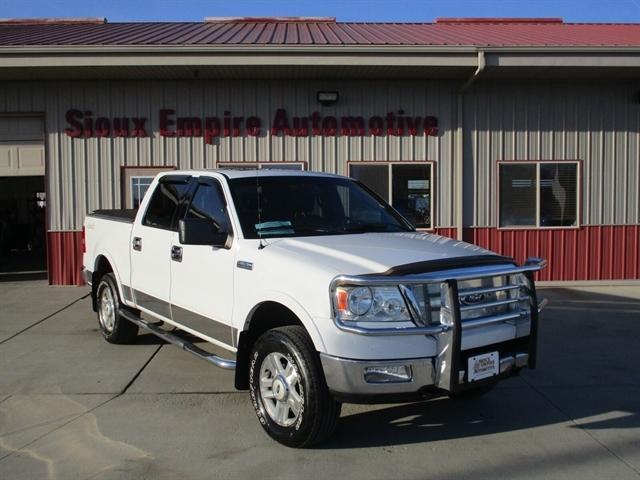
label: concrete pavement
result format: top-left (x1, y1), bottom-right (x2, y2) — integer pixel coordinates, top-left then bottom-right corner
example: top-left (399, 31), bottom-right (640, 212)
top-left (0, 281), bottom-right (639, 480)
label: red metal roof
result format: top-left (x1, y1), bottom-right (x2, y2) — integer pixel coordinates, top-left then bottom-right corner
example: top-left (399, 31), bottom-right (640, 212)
top-left (2, 18), bottom-right (640, 47)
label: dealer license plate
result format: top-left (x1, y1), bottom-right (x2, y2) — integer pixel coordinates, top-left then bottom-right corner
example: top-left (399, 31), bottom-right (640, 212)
top-left (467, 351), bottom-right (499, 382)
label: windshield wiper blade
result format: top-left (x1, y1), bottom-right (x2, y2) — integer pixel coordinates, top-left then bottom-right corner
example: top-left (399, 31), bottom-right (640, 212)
top-left (343, 223), bottom-right (407, 233)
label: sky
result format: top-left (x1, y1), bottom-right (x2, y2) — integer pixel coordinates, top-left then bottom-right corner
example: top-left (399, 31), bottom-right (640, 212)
top-left (2, 0), bottom-right (640, 23)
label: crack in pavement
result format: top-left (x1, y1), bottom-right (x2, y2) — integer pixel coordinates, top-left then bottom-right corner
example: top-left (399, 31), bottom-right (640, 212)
top-left (0, 293), bottom-right (90, 346)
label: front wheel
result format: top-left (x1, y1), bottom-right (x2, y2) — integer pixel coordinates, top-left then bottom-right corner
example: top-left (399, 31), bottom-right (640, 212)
top-left (249, 326), bottom-right (341, 448)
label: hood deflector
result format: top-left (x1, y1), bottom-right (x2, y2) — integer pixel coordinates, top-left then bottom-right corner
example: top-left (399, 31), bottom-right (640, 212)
top-left (368, 254), bottom-right (516, 277)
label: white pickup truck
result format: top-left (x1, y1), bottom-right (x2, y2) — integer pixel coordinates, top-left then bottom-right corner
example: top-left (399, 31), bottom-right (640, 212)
top-left (83, 169), bottom-right (547, 447)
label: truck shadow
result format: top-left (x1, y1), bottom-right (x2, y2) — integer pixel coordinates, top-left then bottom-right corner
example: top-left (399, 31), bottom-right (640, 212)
top-left (321, 287), bottom-right (640, 449)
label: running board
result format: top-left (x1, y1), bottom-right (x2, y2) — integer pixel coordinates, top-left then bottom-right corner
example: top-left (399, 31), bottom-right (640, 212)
top-left (119, 308), bottom-right (236, 370)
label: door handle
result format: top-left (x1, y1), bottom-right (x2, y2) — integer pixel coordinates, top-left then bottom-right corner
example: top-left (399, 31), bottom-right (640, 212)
top-left (171, 245), bottom-right (183, 262)
top-left (132, 237), bottom-right (142, 251)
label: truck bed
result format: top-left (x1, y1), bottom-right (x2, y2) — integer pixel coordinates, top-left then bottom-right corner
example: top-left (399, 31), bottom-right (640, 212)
top-left (88, 209), bottom-right (137, 224)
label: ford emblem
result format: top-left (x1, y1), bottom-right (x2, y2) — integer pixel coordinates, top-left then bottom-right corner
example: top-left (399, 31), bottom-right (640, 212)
top-left (461, 293), bottom-right (485, 305)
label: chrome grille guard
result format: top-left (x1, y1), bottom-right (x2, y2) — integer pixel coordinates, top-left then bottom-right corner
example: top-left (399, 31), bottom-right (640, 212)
top-left (329, 257), bottom-right (547, 337)
top-left (329, 256), bottom-right (547, 393)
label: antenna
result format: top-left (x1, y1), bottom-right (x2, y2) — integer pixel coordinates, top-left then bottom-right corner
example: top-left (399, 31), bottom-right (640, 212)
top-left (256, 166), bottom-right (266, 249)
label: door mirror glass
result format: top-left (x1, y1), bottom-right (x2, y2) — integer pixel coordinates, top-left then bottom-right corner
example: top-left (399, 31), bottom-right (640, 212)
top-left (179, 218), bottom-right (229, 247)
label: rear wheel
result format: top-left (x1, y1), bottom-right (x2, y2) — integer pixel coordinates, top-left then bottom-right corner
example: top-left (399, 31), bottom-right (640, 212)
top-left (96, 273), bottom-right (138, 344)
top-left (249, 326), bottom-right (341, 448)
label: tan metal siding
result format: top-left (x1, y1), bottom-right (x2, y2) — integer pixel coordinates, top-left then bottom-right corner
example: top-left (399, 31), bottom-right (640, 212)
top-left (0, 116), bottom-right (45, 176)
top-left (1, 80), bottom-right (458, 231)
top-left (464, 80), bottom-right (640, 227)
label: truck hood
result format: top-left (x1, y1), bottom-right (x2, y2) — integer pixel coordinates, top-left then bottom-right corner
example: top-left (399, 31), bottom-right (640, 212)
top-left (265, 232), bottom-right (495, 276)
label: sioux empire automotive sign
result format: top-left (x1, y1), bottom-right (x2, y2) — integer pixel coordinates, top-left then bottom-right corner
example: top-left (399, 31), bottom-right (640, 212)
top-left (64, 109), bottom-right (439, 144)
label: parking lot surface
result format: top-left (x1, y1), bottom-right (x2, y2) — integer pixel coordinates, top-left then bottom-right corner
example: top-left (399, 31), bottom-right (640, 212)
top-left (1, 280), bottom-right (639, 480)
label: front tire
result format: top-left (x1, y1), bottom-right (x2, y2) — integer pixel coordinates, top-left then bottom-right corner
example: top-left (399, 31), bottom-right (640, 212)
top-left (96, 273), bottom-right (138, 344)
top-left (249, 326), bottom-right (341, 448)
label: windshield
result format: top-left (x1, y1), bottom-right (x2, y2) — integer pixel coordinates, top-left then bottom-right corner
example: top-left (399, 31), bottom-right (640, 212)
top-left (228, 176), bottom-right (414, 239)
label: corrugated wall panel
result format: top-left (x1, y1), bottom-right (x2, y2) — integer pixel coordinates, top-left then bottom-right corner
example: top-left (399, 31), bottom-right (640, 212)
top-left (47, 231), bottom-right (84, 286)
top-left (467, 226), bottom-right (640, 281)
top-left (1, 79), bottom-right (458, 231)
top-left (464, 80), bottom-right (640, 227)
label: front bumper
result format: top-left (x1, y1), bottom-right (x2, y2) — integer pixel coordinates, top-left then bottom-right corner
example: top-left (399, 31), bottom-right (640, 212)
top-left (321, 339), bottom-right (530, 403)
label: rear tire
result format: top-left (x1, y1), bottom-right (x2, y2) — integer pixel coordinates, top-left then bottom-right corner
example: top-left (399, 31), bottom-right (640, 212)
top-left (96, 273), bottom-right (138, 344)
top-left (249, 325), bottom-right (341, 448)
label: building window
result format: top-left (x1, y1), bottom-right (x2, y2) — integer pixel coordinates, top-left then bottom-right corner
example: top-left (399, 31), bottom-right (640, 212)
top-left (218, 162), bottom-right (304, 171)
top-left (499, 161), bottom-right (579, 228)
top-left (122, 166), bottom-right (175, 209)
top-left (349, 162), bottom-right (433, 229)
top-left (131, 176), bottom-right (154, 209)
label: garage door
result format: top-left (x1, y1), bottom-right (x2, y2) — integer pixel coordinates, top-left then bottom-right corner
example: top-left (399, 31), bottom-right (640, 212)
top-left (0, 116), bottom-right (45, 176)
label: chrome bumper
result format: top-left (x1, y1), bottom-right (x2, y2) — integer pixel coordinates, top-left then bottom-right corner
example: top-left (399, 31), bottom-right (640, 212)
top-left (321, 351), bottom-right (529, 400)
top-left (320, 354), bottom-right (435, 396)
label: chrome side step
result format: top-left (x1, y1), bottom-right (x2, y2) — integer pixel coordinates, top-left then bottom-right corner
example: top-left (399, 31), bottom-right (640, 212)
top-left (118, 308), bottom-right (236, 370)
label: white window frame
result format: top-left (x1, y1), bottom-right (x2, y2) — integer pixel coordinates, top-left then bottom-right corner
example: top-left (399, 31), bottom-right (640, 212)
top-left (130, 176), bottom-right (155, 209)
top-left (497, 160), bottom-right (581, 230)
top-left (348, 161), bottom-right (435, 231)
top-left (121, 166), bottom-right (176, 209)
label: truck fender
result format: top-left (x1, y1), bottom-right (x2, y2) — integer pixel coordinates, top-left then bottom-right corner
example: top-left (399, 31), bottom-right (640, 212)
top-left (91, 249), bottom-right (129, 307)
top-left (239, 290), bottom-right (327, 353)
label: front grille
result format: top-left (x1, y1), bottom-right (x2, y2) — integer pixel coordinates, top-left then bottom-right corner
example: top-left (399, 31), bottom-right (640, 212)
top-left (455, 274), bottom-right (531, 329)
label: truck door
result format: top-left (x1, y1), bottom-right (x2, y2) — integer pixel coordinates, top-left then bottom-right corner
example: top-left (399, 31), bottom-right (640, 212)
top-left (169, 177), bottom-right (236, 348)
top-left (130, 175), bottom-right (192, 320)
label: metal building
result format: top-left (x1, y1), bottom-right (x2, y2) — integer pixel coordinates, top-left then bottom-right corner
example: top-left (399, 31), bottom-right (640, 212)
top-left (0, 17), bottom-right (638, 284)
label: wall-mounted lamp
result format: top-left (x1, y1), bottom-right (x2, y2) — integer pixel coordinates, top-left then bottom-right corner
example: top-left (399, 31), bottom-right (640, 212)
top-left (317, 91), bottom-right (339, 106)
top-left (35, 192), bottom-right (46, 209)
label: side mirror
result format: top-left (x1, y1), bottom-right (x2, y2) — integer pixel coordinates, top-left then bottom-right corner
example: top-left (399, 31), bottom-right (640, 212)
top-left (178, 218), bottom-right (230, 248)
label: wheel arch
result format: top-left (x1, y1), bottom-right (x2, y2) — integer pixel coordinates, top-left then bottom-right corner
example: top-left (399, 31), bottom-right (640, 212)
top-left (234, 297), bottom-right (325, 390)
top-left (90, 252), bottom-right (126, 312)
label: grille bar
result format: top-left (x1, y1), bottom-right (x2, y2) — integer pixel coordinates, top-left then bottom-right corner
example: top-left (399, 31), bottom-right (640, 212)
top-left (461, 311), bottom-right (525, 330)
top-left (458, 284), bottom-right (521, 297)
top-left (459, 296), bottom-right (528, 312)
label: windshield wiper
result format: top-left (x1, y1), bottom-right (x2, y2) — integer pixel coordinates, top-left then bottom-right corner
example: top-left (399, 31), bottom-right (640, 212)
top-left (343, 223), bottom-right (409, 233)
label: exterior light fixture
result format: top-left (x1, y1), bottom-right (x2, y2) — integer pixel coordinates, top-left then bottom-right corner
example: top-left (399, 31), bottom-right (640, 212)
top-left (35, 192), bottom-right (46, 209)
top-left (317, 91), bottom-right (339, 106)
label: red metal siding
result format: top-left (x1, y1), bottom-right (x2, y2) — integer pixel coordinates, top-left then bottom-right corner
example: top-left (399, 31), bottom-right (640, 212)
top-left (47, 231), bottom-right (84, 286)
top-left (434, 227), bottom-right (458, 239)
top-left (465, 226), bottom-right (640, 281)
top-left (45, 226), bottom-right (639, 285)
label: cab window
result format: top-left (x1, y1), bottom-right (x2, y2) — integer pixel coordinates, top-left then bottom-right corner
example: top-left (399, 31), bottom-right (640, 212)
top-left (185, 180), bottom-right (231, 233)
top-left (143, 178), bottom-right (191, 230)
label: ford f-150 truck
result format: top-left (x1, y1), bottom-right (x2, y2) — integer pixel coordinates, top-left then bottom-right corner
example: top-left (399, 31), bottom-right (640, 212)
top-left (83, 169), bottom-right (547, 447)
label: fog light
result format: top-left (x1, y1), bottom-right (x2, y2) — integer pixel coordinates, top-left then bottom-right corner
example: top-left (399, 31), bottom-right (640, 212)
top-left (363, 365), bottom-right (412, 383)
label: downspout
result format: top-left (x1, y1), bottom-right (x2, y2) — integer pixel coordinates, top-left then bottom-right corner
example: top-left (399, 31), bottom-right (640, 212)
top-left (455, 50), bottom-right (486, 241)
top-left (461, 50), bottom-right (486, 91)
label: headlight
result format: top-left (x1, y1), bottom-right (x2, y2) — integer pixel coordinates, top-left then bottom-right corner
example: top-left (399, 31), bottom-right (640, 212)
top-left (334, 286), bottom-right (412, 323)
top-left (347, 287), bottom-right (373, 316)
